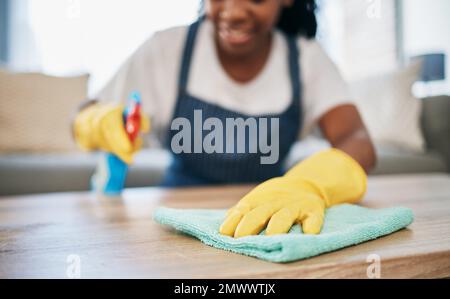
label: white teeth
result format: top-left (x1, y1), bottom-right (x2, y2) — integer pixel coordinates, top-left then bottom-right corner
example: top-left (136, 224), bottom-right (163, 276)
top-left (229, 30), bottom-right (247, 37)
top-left (229, 30), bottom-right (249, 37)
top-left (220, 28), bottom-right (252, 43)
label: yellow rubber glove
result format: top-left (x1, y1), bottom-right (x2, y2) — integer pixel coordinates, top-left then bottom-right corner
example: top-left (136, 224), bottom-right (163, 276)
top-left (219, 149), bottom-right (367, 238)
top-left (74, 103), bottom-right (150, 164)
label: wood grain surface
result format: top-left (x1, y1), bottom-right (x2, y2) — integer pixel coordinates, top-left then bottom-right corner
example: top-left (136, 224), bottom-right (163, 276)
top-left (0, 174), bottom-right (449, 278)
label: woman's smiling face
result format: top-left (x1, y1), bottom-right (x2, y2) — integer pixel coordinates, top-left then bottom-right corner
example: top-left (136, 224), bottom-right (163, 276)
top-left (205, 0), bottom-right (293, 58)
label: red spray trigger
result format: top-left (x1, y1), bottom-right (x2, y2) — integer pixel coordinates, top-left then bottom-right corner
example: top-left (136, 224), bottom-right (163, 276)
top-left (125, 92), bottom-right (142, 144)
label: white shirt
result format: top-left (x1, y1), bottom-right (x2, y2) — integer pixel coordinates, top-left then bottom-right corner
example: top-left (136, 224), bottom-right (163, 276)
top-left (97, 19), bottom-right (353, 140)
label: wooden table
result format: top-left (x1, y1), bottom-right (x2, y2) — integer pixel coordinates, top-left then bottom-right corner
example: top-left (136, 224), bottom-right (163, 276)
top-left (1, 174), bottom-right (449, 279)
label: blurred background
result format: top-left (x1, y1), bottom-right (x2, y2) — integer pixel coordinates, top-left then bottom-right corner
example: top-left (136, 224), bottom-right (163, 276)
top-left (0, 0), bottom-right (449, 195)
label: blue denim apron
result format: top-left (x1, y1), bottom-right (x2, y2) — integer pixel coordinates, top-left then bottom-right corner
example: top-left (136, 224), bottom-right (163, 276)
top-left (161, 20), bottom-right (303, 187)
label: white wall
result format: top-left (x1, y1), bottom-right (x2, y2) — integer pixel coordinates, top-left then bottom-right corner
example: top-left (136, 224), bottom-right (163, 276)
top-left (402, 0), bottom-right (450, 95)
top-left (8, 0), bottom-right (41, 70)
top-left (317, 0), bottom-right (398, 81)
top-left (8, 0), bottom-right (199, 96)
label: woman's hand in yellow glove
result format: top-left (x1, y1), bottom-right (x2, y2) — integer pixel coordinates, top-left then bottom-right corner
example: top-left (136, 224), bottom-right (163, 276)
top-left (74, 103), bottom-right (150, 164)
top-left (219, 149), bottom-right (367, 238)
top-left (220, 177), bottom-right (327, 238)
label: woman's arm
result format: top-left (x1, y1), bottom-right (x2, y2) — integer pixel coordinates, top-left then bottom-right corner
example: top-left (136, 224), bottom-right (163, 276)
top-left (319, 104), bottom-right (377, 173)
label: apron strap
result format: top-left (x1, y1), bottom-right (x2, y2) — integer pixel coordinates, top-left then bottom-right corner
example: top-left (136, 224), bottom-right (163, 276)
top-left (286, 34), bottom-right (302, 115)
top-left (177, 19), bottom-right (202, 98)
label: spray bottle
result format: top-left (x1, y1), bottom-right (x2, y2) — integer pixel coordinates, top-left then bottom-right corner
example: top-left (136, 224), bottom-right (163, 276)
top-left (91, 92), bottom-right (142, 197)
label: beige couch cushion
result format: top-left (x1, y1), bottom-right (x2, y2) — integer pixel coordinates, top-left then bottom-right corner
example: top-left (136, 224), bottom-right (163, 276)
top-left (0, 69), bottom-right (89, 153)
top-left (350, 62), bottom-right (425, 152)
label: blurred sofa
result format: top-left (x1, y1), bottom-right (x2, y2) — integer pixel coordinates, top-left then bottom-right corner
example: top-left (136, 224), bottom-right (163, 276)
top-left (0, 95), bottom-right (449, 196)
top-left (0, 66), bottom-right (449, 196)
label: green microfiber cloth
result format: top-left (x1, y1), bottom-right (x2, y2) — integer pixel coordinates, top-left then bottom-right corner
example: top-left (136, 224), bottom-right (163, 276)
top-left (153, 204), bottom-right (414, 263)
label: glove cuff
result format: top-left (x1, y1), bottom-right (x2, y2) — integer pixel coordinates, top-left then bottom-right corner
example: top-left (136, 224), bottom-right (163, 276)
top-left (285, 148), bottom-right (367, 207)
top-left (327, 148), bottom-right (367, 206)
top-left (73, 104), bottom-right (101, 151)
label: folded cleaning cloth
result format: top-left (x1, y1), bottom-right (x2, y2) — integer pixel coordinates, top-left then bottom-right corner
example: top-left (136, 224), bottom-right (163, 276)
top-left (153, 204), bottom-right (414, 263)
